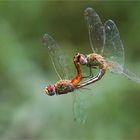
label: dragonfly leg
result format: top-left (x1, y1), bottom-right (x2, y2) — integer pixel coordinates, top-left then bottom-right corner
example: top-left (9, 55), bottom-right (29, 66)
top-left (82, 65), bottom-right (98, 79)
top-left (89, 66), bottom-right (93, 77)
top-left (81, 66), bottom-right (93, 79)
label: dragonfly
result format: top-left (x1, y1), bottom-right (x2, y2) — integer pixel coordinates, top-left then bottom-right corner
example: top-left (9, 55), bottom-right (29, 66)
top-left (43, 34), bottom-right (92, 123)
top-left (43, 34), bottom-right (85, 96)
top-left (73, 7), bottom-right (140, 89)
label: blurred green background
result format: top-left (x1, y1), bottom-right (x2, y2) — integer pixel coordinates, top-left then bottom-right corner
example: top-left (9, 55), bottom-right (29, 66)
top-left (0, 1), bottom-right (140, 140)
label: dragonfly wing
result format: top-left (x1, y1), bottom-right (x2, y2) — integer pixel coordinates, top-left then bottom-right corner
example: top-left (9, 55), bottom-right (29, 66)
top-left (84, 7), bottom-right (105, 54)
top-left (108, 61), bottom-right (124, 74)
top-left (108, 62), bottom-right (140, 83)
top-left (43, 34), bottom-right (69, 79)
top-left (122, 68), bottom-right (140, 83)
top-left (73, 90), bottom-right (92, 124)
top-left (104, 20), bottom-right (124, 66)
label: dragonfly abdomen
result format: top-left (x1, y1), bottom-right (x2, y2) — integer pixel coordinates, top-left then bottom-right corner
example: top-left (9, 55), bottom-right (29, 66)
top-left (71, 53), bottom-right (82, 86)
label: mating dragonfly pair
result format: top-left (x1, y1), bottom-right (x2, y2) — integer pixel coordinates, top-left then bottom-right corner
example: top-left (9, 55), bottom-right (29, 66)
top-left (43, 7), bottom-right (140, 96)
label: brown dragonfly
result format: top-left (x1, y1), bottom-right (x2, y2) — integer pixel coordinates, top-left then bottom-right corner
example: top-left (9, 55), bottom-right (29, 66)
top-left (43, 34), bottom-right (92, 123)
top-left (74, 7), bottom-right (140, 89)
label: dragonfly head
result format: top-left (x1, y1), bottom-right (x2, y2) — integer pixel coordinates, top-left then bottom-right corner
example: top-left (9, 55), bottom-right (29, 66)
top-left (45, 84), bottom-right (56, 96)
top-left (74, 53), bottom-right (88, 65)
top-left (78, 54), bottom-right (88, 65)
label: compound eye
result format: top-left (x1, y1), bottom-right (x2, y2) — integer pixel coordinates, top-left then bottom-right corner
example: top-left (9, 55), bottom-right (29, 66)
top-left (79, 54), bottom-right (88, 65)
top-left (45, 84), bottom-right (56, 96)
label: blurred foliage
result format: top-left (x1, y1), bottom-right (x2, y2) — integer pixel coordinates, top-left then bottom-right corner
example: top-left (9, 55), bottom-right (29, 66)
top-left (0, 1), bottom-right (140, 140)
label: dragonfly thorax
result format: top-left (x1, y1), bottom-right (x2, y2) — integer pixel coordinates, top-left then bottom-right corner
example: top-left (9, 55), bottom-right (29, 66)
top-left (55, 80), bottom-right (75, 95)
top-left (45, 84), bottom-right (56, 96)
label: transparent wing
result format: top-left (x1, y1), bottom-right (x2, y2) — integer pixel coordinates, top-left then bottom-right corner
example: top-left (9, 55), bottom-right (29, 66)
top-left (43, 34), bottom-right (69, 79)
top-left (104, 20), bottom-right (124, 66)
top-left (108, 61), bottom-right (124, 74)
top-left (73, 90), bottom-right (92, 124)
top-left (122, 68), bottom-right (140, 83)
top-left (84, 7), bottom-right (105, 54)
top-left (108, 61), bottom-right (140, 83)
top-left (104, 20), bottom-right (140, 83)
